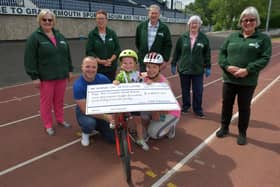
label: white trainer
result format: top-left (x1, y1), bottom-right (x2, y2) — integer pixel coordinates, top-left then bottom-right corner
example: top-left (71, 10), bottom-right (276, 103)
top-left (46, 128), bottom-right (55, 136)
top-left (81, 133), bottom-right (90, 146)
top-left (136, 139), bottom-right (149, 151)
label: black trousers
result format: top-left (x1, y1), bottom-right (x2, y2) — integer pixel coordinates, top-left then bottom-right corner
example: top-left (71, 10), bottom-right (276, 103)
top-left (98, 70), bottom-right (116, 82)
top-left (221, 83), bottom-right (256, 135)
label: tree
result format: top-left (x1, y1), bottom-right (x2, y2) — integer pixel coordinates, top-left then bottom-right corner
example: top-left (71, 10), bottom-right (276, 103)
top-left (186, 0), bottom-right (279, 31)
top-left (185, 0), bottom-right (213, 26)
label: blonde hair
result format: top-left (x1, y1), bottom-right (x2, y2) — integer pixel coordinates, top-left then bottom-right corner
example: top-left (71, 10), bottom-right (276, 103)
top-left (37, 9), bottom-right (56, 26)
top-left (238, 6), bottom-right (261, 27)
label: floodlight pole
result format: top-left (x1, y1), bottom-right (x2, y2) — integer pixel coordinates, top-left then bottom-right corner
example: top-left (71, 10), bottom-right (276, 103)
top-left (265, 0), bottom-right (272, 33)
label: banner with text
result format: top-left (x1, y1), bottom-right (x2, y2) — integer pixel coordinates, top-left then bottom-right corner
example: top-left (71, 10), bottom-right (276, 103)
top-left (0, 6), bottom-right (187, 23)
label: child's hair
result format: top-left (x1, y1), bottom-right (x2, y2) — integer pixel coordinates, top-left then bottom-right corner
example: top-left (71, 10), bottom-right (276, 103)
top-left (118, 49), bottom-right (138, 63)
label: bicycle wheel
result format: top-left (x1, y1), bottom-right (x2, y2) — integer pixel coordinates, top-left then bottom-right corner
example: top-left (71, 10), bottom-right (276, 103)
top-left (120, 128), bottom-right (131, 182)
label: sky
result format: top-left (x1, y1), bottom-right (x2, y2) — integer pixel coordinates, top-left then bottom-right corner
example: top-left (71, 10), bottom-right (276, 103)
top-left (182, 0), bottom-right (195, 6)
top-left (166, 0), bottom-right (195, 9)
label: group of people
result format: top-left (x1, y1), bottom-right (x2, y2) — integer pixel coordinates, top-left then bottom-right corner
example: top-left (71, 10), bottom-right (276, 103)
top-left (24, 4), bottom-right (271, 148)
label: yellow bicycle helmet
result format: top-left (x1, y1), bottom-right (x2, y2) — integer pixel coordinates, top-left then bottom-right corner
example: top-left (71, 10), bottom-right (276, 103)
top-left (118, 49), bottom-right (138, 63)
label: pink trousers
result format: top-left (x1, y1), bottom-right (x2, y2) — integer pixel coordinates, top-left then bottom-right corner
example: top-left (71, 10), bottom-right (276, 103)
top-left (40, 79), bottom-right (67, 129)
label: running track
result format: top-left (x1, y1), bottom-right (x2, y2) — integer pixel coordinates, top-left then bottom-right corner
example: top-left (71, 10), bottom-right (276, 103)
top-left (0, 42), bottom-right (279, 187)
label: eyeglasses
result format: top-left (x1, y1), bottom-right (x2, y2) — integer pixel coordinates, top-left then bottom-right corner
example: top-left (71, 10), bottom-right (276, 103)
top-left (242, 18), bottom-right (256, 23)
top-left (42, 18), bottom-right (53, 22)
top-left (96, 17), bottom-right (106, 20)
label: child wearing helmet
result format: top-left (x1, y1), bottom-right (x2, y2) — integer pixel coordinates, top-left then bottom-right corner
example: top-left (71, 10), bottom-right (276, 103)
top-left (113, 49), bottom-right (149, 151)
top-left (142, 52), bottom-right (181, 139)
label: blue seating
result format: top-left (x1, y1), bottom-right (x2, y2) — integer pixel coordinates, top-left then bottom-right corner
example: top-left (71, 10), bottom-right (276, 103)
top-left (61, 0), bottom-right (89, 11)
top-left (163, 11), bottom-right (174, 18)
top-left (31, 0), bottom-right (60, 9)
top-left (132, 0), bottom-right (163, 9)
top-left (133, 7), bottom-right (147, 16)
top-left (25, 0), bottom-right (186, 19)
top-left (0, 0), bottom-right (23, 6)
top-left (91, 2), bottom-right (113, 13)
top-left (114, 5), bottom-right (133, 15)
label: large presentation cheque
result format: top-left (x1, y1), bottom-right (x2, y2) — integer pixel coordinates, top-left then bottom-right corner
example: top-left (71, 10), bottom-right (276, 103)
top-left (86, 83), bottom-right (180, 114)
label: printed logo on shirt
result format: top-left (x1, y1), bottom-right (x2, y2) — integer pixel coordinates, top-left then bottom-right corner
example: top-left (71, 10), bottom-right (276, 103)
top-left (249, 42), bottom-right (260, 48)
top-left (157, 32), bottom-right (164, 37)
top-left (197, 43), bottom-right (204, 48)
top-left (108, 38), bottom-right (113, 41)
top-left (60, 41), bottom-right (67, 45)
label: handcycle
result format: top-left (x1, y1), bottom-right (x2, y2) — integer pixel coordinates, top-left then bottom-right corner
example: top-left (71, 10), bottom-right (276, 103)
top-left (110, 113), bottom-right (133, 183)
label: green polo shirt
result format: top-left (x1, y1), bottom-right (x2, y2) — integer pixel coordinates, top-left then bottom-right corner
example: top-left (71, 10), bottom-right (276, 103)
top-left (172, 32), bottom-right (211, 75)
top-left (218, 30), bottom-right (272, 86)
top-left (86, 27), bottom-right (121, 74)
top-left (24, 27), bottom-right (73, 80)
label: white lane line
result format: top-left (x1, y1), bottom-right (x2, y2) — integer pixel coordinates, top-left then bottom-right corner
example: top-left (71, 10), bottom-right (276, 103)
top-left (0, 82), bottom-right (33, 90)
top-left (1, 51), bottom-right (278, 103)
top-left (151, 74), bottom-right (280, 187)
top-left (0, 104), bottom-right (76, 128)
top-left (0, 77), bottom-right (222, 128)
top-left (0, 139), bottom-right (81, 176)
top-left (175, 78), bottom-right (222, 99)
top-left (0, 78), bottom-right (223, 176)
top-left (0, 86), bottom-right (73, 104)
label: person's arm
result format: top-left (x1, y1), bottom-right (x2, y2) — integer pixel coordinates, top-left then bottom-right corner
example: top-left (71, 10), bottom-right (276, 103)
top-left (24, 34), bottom-right (39, 81)
top-left (64, 36), bottom-right (74, 81)
top-left (203, 35), bottom-right (211, 69)
top-left (171, 37), bottom-right (182, 66)
top-left (105, 31), bottom-right (120, 66)
top-left (135, 25), bottom-right (140, 50)
top-left (218, 36), bottom-right (231, 71)
top-left (85, 31), bottom-right (96, 57)
top-left (246, 35), bottom-right (272, 75)
top-left (162, 25), bottom-right (172, 62)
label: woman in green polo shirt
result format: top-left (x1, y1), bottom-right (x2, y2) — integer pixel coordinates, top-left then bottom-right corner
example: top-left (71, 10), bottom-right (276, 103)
top-left (86, 10), bottom-right (121, 81)
top-left (216, 6), bottom-right (272, 145)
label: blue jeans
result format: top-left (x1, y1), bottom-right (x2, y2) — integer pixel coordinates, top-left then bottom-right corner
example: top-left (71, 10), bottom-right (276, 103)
top-left (75, 107), bottom-right (115, 143)
top-left (179, 74), bottom-right (204, 114)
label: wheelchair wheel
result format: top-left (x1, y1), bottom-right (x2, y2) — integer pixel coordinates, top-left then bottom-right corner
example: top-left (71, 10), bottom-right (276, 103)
top-left (120, 128), bottom-right (131, 182)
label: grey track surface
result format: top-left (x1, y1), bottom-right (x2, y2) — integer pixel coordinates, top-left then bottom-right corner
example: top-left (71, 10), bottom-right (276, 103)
top-left (0, 35), bottom-right (225, 87)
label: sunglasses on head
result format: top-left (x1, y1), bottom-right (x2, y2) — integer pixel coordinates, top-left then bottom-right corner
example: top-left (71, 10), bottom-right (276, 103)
top-left (242, 18), bottom-right (256, 23)
top-left (42, 18), bottom-right (53, 22)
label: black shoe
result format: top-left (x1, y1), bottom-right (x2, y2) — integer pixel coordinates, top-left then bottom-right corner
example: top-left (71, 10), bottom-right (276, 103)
top-left (216, 128), bottom-right (229, 138)
top-left (237, 134), bottom-right (247, 145)
top-left (195, 112), bottom-right (205, 118)
top-left (181, 109), bottom-right (190, 114)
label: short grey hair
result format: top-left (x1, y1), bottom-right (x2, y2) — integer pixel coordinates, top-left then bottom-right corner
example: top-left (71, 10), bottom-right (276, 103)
top-left (238, 6), bottom-right (261, 27)
top-left (37, 9), bottom-right (56, 25)
top-left (148, 4), bottom-right (161, 12)
top-left (188, 15), bottom-right (203, 26)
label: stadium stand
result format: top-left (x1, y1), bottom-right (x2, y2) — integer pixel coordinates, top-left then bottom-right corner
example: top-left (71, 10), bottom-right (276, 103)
top-left (114, 5), bottom-right (133, 15)
top-left (91, 2), bottom-right (114, 13)
top-left (133, 7), bottom-right (147, 16)
top-left (0, 0), bottom-right (186, 19)
top-left (131, 0), bottom-right (163, 8)
top-left (31, 0), bottom-right (61, 9)
top-left (0, 0), bottom-right (24, 6)
top-left (61, 0), bottom-right (89, 12)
